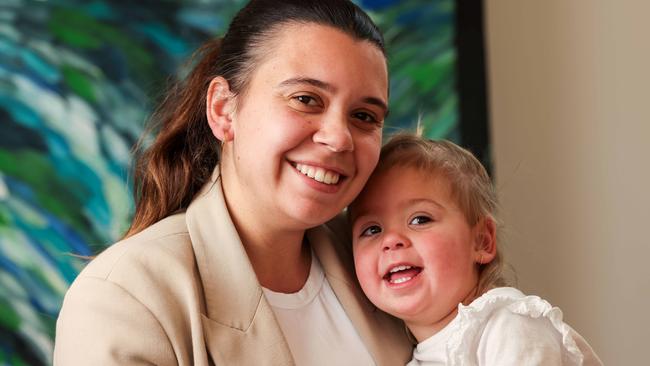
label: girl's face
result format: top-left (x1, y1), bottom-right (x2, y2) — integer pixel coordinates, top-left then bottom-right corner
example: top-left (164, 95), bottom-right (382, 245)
top-left (215, 23), bottom-right (388, 232)
top-left (351, 166), bottom-right (486, 336)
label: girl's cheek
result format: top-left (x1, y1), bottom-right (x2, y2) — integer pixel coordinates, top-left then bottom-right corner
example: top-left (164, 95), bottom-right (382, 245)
top-left (434, 249), bottom-right (470, 276)
top-left (357, 254), bottom-right (376, 284)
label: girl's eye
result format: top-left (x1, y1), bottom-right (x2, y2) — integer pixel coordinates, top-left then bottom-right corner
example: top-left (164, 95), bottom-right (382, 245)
top-left (409, 216), bottom-right (432, 225)
top-left (360, 225), bottom-right (382, 237)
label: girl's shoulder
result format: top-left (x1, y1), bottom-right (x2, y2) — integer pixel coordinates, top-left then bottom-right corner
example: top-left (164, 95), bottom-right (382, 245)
top-left (446, 287), bottom-right (602, 365)
top-left (462, 286), bottom-right (553, 321)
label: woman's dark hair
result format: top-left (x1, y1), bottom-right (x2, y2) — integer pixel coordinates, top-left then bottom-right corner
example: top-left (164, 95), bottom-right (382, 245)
top-left (126, 0), bottom-right (386, 237)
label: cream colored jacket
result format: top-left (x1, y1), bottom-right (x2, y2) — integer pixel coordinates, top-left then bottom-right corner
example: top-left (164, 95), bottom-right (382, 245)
top-left (54, 169), bottom-right (412, 365)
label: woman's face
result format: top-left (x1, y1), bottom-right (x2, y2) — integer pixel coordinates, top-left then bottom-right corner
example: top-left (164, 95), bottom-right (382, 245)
top-left (218, 23), bottom-right (388, 231)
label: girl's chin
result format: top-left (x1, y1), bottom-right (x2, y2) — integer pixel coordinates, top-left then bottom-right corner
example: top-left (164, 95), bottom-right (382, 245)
top-left (382, 300), bottom-right (432, 322)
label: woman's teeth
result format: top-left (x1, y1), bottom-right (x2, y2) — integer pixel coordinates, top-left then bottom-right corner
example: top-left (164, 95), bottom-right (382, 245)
top-left (295, 163), bottom-right (340, 185)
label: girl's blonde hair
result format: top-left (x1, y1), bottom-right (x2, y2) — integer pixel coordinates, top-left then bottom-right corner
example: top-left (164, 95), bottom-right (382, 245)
top-left (367, 133), bottom-right (507, 294)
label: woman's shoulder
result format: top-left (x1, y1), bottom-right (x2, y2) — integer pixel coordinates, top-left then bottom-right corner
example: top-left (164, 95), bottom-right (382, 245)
top-left (55, 213), bottom-right (202, 365)
top-left (74, 212), bottom-right (196, 291)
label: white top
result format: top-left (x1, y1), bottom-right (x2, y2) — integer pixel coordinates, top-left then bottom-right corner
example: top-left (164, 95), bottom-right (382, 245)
top-left (263, 253), bottom-right (376, 366)
top-left (408, 287), bottom-right (603, 366)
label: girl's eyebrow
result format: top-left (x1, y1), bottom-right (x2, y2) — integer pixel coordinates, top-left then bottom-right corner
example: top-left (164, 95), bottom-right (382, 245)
top-left (276, 77), bottom-right (389, 117)
top-left (349, 209), bottom-right (372, 226)
top-left (403, 198), bottom-right (446, 211)
top-left (351, 197), bottom-right (446, 223)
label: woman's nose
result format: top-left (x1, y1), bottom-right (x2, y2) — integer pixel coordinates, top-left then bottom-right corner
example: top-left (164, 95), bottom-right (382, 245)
top-left (312, 112), bottom-right (354, 152)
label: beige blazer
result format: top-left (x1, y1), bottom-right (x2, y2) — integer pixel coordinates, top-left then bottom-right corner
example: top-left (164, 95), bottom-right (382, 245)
top-left (54, 168), bottom-right (413, 365)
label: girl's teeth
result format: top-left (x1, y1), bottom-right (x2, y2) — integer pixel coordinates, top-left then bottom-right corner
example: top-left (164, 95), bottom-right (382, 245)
top-left (295, 163), bottom-right (340, 185)
top-left (391, 277), bottom-right (412, 284)
top-left (390, 265), bottom-right (413, 273)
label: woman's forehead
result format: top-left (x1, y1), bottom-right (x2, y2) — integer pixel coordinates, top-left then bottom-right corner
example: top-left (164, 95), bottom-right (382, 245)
top-left (251, 23), bottom-right (388, 92)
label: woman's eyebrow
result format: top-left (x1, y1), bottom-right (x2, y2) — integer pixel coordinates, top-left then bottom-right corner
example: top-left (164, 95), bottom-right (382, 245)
top-left (276, 77), bottom-right (334, 91)
top-left (363, 96), bottom-right (389, 118)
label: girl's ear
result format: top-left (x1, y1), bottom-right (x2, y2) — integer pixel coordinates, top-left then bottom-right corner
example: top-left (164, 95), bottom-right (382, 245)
top-left (474, 216), bottom-right (497, 265)
top-left (206, 76), bottom-right (236, 142)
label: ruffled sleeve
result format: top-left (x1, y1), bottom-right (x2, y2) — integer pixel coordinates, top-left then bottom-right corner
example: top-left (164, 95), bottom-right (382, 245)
top-left (445, 287), bottom-right (603, 366)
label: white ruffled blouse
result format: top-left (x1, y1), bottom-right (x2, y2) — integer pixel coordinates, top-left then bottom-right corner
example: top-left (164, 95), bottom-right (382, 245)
top-left (407, 287), bottom-right (603, 366)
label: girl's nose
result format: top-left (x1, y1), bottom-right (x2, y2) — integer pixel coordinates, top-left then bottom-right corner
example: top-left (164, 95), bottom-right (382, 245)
top-left (381, 232), bottom-right (411, 252)
top-left (312, 112), bottom-right (354, 152)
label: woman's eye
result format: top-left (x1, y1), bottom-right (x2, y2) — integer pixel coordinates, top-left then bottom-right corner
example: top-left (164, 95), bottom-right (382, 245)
top-left (360, 225), bottom-right (382, 237)
top-left (294, 95), bottom-right (318, 106)
top-left (409, 216), bottom-right (432, 225)
top-left (352, 111), bottom-right (378, 123)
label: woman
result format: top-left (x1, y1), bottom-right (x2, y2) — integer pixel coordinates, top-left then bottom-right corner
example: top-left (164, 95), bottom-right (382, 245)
top-left (53, 0), bottom-right (413, 365)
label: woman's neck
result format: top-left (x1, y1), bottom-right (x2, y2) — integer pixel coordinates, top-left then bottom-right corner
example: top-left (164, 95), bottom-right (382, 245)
top-left (244, 235), bottom-right (312, 293)
top-left (220, 176), bottom-right (312, 293)
top-left (228, 206), bottom-right (312, 292)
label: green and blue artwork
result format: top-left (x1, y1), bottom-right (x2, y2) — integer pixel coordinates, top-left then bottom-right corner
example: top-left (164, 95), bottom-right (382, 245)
top-left (0, 0), bottom-right (460, 364)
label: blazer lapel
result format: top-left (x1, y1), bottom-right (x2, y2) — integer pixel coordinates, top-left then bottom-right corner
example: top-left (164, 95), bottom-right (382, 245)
top-left (308, 221), bottom-right (413, 366)
top-left (186, 168), bottom-right (294, 365)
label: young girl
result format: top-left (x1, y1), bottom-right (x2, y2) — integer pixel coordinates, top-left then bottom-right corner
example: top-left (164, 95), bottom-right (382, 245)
top-left (53, 1), bottom-right (412, 365)
top-left (350, 134), bottom-right (602, 365)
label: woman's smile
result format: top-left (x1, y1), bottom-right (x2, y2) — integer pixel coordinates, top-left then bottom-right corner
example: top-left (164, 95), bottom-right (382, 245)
top-left (292, 162), bottom-right (342, 185)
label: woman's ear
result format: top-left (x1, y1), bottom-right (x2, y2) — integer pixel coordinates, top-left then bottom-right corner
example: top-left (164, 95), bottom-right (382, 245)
top-left (206, 76), bottom-right (236, 142)
top-left (474, 216), bottom-right (497, 265)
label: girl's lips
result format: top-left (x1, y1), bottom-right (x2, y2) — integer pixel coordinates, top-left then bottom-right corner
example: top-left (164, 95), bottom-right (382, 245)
top-left (382, 263), bottom-right (421, 278)
top-left (383, 264), bottom-right (423, 285)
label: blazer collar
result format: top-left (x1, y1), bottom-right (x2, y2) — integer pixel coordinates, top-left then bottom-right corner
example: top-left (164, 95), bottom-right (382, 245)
top-left (186, 167), bottom-right (294, 364)
top-left (186, 167), bottom-right (262, 329)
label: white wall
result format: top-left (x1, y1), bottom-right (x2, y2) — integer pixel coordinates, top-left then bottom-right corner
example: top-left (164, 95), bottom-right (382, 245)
top-left (485, 1), bottom-right (650, 364)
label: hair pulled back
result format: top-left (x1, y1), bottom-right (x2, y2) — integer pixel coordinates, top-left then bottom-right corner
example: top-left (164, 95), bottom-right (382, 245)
top-left (126, 0), bottom-right (386, 237)
top-left (357, 133), bottom-right (507, 294)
